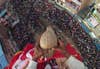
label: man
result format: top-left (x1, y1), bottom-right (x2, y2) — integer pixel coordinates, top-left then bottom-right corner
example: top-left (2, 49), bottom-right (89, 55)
top-left (6, 26), bottom-right (87, 69)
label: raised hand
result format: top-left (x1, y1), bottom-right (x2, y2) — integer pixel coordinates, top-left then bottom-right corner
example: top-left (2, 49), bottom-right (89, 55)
top-left (56, 58), bottom-right (69, 69)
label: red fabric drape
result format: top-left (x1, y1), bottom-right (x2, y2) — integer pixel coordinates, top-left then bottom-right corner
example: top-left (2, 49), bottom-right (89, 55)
top-left (8, 51), bottom-right (22, 69)
top-left (7, 43), bottom-right (83, 69)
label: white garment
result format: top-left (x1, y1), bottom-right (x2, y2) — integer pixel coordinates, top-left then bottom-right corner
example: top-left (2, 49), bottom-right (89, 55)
top-left (12, 58), bottom-right (21, 69)
top-left (65, 56), bottom-right (87, 69)
top-left (26, 49), bottom-right (33, 60)
top-left (45, 64), bottom-right (52, 69)
top-left (12, 55), bottom-right (87, 69)
top-left (12, 49), bottom-right (34, 69)
top-left (26, 61), bottom-right (52, 69)
top-left (26, 60), bottom-right (37, 69)
top-left (12, 59), bottom-right (29, 69)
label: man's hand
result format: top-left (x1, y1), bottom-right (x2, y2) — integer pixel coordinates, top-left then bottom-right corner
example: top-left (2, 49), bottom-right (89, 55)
top-left (56, 58), bottom-right (69, 69)
top-left (21, 59), bottom-right (29, 69)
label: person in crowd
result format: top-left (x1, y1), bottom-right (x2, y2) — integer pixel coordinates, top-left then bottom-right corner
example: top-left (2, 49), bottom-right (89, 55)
top-left (6, 26), bottom-right (86, 69)
top-left (6, 0), bottom-right (98, 68)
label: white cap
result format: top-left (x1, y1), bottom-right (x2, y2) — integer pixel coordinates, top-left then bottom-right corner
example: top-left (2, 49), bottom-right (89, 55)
top-left (40, 26), bottom-right (57, 49)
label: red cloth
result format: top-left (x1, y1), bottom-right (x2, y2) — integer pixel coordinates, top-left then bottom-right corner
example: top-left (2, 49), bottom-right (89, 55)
top-left (4, 66), bottom-right (9, 69)
top-left (37, 62), bottom-right (46, 69)
top-left (37, 43), bottom-right (83, 69)
top-left (66, 43), bottom-right (83, 61)
top-left (21, 43), bottom-right (34, 60)
top-left (8, 43), bottom-right (83, 69)
top-left (8, 51), bottom-right (22, 69)
top-left (23, 43), bottom-right (34, 53)
top-left (53, 43), bottom-right (83, 61)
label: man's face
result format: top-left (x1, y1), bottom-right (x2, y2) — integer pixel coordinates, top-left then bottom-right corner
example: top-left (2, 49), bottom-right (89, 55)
top-left (42, 48), bottom-right (54, 57)
top-left (42, 48), bottom-right (50, 54)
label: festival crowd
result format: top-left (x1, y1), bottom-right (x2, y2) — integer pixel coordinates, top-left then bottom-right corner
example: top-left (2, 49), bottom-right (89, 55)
top-left (0, 0), bottom-right (99, 69)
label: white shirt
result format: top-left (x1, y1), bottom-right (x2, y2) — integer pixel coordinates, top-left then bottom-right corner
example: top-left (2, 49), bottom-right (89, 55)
top-left (65, 56), bottom-right (87, 69)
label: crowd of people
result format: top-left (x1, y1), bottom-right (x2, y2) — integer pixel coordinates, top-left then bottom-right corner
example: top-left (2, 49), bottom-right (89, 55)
top-left (6, 0), bottom-right (45, 50)
top-left (6, 0), bottom-right (99, 69)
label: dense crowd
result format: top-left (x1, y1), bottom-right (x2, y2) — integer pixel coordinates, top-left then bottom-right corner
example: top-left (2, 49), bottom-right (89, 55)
top-left (6, 0), bottom-right (44, 50)
top-left (6, 0), bottom-right (100, 69)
